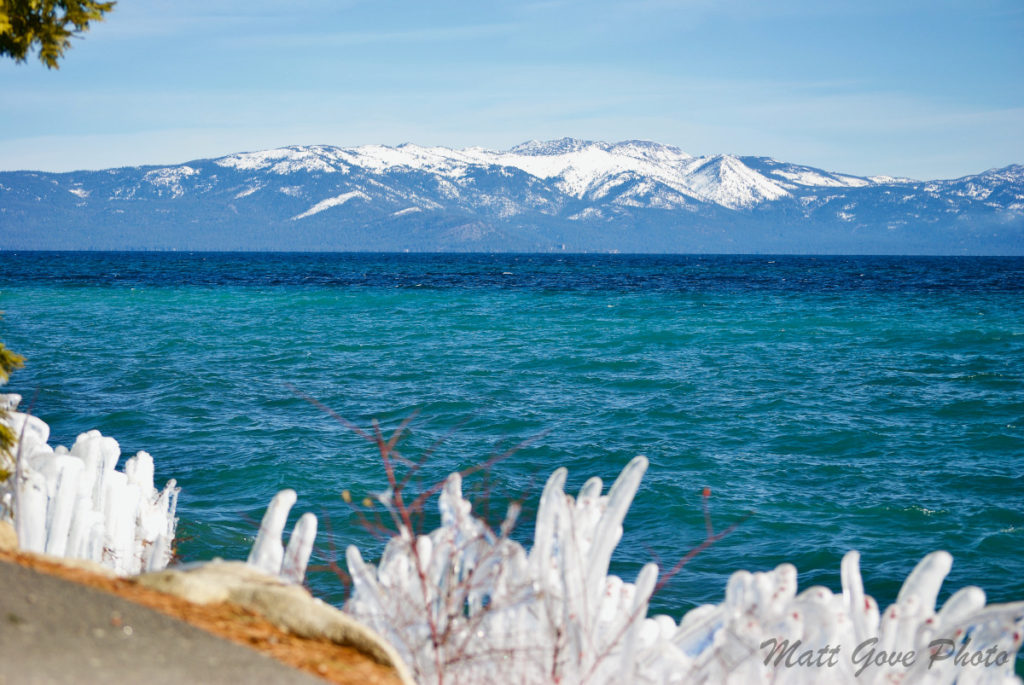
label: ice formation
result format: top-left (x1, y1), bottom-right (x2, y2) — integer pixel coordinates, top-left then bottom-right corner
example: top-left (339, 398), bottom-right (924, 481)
top-left (0, 394), bottom-right (179, 575)
top-left (246, 488), bottom-right (318, 584)
top-left (344, 456), bottom-right (1024, 684)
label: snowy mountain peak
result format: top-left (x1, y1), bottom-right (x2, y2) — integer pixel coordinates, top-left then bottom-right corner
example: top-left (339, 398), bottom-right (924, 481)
top-left (683, 155), bottom-right (791, 208)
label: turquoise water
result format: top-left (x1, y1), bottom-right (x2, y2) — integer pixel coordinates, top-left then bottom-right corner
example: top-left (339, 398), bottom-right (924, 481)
top-left (1, 253), bottom-right (1022, 624)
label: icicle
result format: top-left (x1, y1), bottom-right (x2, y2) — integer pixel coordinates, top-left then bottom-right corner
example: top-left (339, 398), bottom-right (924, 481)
top-left (125, 450), bottom-right (156, 493)
top-left (896, 550), bottom-right (952, 611)
top-left (247, 488), bottom-right (296, 576)
top-left (584, 455), bottom-right (648, 610)
top-left (43, 456), bottom-right (83, 557)
top-left (16, 470), bottom-right (48, 552)
top-left (281, 512), bottom-right (317, 584)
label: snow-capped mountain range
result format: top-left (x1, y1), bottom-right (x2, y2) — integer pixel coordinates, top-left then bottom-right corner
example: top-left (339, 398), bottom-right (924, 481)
top-left (2, 138), bottom-right (1022, 253)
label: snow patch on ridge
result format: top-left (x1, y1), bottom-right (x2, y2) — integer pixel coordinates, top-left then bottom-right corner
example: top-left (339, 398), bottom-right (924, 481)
top-left (869, 175), bottom-right (918, 185)
top-left (216, 146), bottom-right (349, 175)
top-left (569, 207), bottom-right (604, 220)
top-left (771, 169), bottom-right (868, 188)
top-left (291, 191), bottom-right (369, 220)
top-left (234, 184), bottom-right (263, 199)
top-left (144, 166), bottom-right (198, 198)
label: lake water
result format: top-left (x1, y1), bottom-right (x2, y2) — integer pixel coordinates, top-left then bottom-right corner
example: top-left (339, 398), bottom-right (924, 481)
top-left (1, 252), bottom-right (1022, 626)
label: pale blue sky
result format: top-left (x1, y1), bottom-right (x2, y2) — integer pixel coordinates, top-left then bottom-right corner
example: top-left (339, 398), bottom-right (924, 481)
top-left (1, 0), bottom-right (1022, 179)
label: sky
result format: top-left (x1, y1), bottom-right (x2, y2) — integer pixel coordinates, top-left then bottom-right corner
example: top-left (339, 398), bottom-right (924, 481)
top-left (1, 0), bottom-right (1022, 179)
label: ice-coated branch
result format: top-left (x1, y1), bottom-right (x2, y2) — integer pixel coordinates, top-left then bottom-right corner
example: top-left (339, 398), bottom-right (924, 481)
top-left (0, 394), bottom-right (179, 575)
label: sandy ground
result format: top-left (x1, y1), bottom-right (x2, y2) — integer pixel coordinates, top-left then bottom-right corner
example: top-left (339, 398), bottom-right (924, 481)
top-left (0, 550), bottom-right (402, 685)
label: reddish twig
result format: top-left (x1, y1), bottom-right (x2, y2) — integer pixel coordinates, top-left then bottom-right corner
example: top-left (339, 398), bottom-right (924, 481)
top-left (655, 487), bottom-right (753, 595)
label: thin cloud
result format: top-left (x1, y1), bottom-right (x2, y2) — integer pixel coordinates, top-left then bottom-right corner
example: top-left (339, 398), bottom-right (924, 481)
top-left (224, 23), bottom-right (518, 49)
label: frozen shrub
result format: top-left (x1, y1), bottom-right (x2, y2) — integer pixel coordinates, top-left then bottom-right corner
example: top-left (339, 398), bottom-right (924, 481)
top-left (342, 457), bottom-right (1024, 684)
top-left (0, 394), bottom-right (179, 574)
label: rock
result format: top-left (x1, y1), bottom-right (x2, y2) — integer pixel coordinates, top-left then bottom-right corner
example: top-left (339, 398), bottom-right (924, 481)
top-left (137, 559), bottom-right (244, 604)
top-left (138, 560), bottom-right (415, 685)
top-left (0, 520), bottom-right (17, 551)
